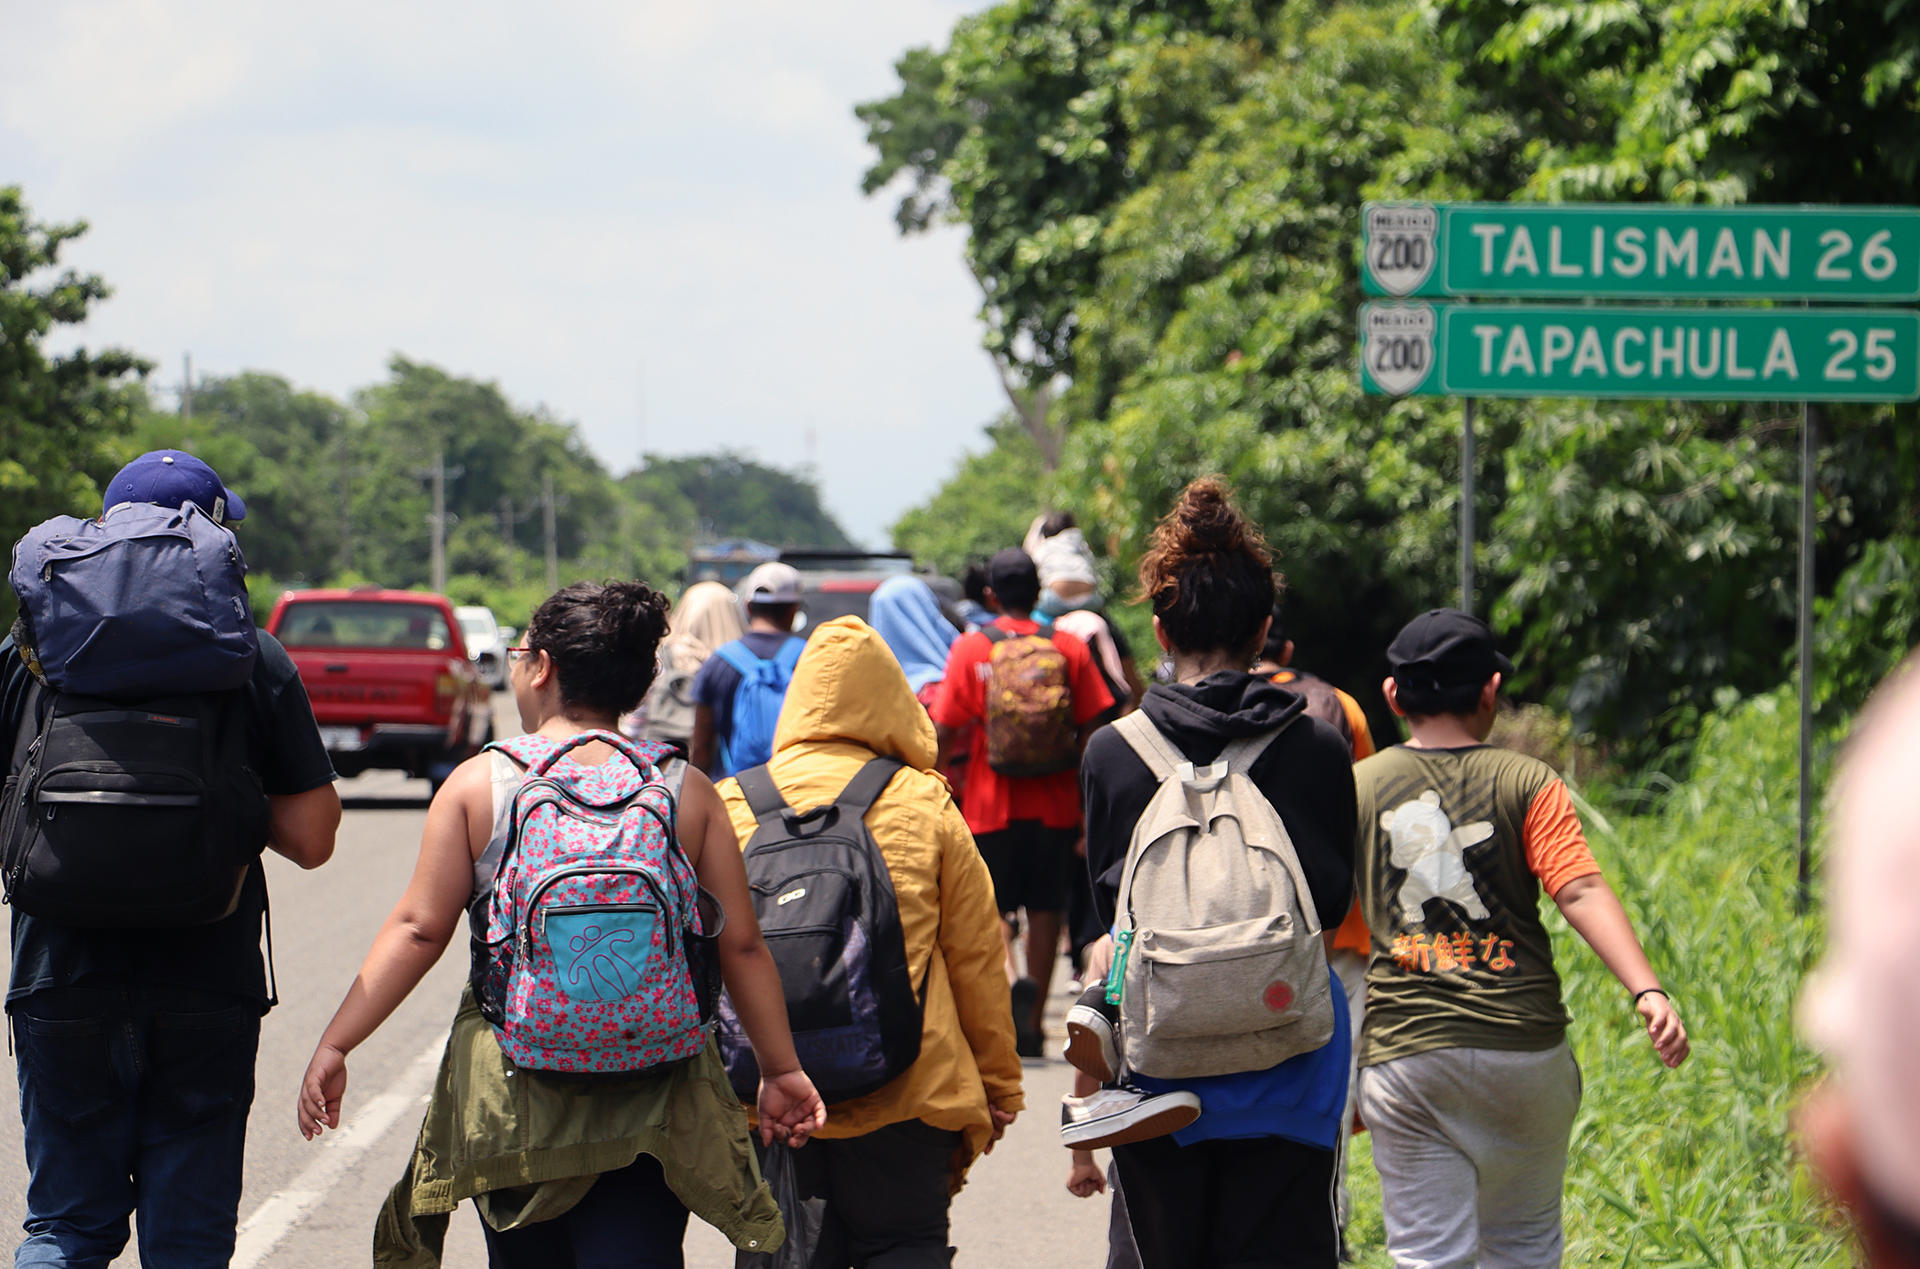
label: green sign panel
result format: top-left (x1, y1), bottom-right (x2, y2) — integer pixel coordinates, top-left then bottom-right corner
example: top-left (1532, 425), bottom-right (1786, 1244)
top-left (1359, 303), bottom-right (1920, 401)
top-left (1362, 203), bottom-right (1920, 301)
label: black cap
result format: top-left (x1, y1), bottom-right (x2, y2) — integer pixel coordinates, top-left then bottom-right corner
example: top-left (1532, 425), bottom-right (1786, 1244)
top-left (1387, 609), bottom-right (1515, 696)
top-left (986, 547), bottom-right (1038, 596)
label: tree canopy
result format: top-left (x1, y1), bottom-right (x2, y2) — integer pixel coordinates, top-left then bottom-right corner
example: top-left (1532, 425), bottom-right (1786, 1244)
top-left (0, 188), bottom-right (148, 589)
top-left (865, 0), bottom-right (1920, 755)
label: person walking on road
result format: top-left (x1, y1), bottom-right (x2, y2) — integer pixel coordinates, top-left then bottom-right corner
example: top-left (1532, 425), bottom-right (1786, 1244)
top-left (1073, 477), bottom-right (1356, 1269)
top-left (717, 616), bottom-right (1024, 1266)
top-left (297, 580), bottom-right (826, 1267)
top-left (931, 548), bottom-right (1114, 1056)
top-left (691, 563), bottom-right (806, 778)
top-left (1354, 608), bottom-right (1689, 1269)
top-left (625, 579), bottom-right (744, 750)
top-left (4, 451), bottom-right (342, 1268)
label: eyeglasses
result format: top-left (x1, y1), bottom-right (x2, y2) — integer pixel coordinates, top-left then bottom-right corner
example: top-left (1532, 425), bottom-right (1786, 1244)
top-left (506, 646), bottom-right (535, 664)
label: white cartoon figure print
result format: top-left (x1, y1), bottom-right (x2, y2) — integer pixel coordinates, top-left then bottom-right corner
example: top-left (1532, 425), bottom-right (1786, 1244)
top-left (1381, 790), bottom-right (1493, 923)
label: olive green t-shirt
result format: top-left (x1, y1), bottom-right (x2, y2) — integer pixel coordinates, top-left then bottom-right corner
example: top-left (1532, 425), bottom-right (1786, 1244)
top-left (1355, 744), bottom-right (1596, 1066)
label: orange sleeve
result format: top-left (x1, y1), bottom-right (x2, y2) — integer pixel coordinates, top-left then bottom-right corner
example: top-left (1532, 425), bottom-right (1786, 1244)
top-left (1330, 900), bottom-right (1372, 956)
top-left (1335, 688), bottom-right (1375, 762)
top-left (1523, 779), bottom-right (1602, 897)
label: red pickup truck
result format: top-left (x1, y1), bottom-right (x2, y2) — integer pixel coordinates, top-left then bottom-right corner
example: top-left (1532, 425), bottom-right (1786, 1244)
top-left (267, 588), bottom-right (494, 789)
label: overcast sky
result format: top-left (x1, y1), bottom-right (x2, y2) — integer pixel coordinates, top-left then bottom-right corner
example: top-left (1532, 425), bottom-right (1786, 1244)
top-left (3, 0), bottom-right (1003, 548)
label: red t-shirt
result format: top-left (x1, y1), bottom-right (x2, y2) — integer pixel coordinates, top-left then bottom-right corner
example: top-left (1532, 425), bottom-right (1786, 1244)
top-left (930, 616), bottom-right (1114, 835)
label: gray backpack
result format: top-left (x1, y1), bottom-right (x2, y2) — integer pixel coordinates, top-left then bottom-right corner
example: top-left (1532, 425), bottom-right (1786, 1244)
top-left (1110, 711), bottom-right (1334, 1080)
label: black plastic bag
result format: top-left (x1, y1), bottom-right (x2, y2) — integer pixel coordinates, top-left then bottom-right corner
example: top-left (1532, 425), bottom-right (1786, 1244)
top-left (736, 1142), bottom-right (822, 1269)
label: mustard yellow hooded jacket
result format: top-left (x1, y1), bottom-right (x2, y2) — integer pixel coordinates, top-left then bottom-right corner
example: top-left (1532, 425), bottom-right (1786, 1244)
top-left (718, 617), bottom-right (1024, 1190)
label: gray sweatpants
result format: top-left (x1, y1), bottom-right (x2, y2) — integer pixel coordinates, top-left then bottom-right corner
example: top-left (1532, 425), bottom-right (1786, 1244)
top-left (1357, 1042), bottom-right (1581, 1269)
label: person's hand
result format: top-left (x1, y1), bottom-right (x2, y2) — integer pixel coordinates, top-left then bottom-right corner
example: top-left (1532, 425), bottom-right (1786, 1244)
top-left (298, 1043), bottom-right (349, 1140)
top-left (1079, 934), bottom-right (1115, 991)
top-left (983, 1103), bottom-right (1017, 1154)
top-left (1635, 991), bottom-right (1689, 1068)
top-left (1066, 1149), bottom-right (1107, 1198)
top-left (757, 1068), bottom-right (828, 1147)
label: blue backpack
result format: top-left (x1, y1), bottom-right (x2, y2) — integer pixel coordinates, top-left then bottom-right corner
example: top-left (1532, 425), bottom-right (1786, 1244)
top-left (10, 502), bottom-right (257, 698)
top-left (714, 637), bottom-right (803, 776)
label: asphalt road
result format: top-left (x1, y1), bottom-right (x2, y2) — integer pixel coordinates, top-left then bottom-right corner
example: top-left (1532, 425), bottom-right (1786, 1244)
top-left (0, 695), bottom-right (1109, 1266)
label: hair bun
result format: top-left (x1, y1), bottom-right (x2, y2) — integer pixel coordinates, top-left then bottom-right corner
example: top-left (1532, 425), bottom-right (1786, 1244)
top-left (1174, 477), bottom-right (1247, 554)
top-left (600, 580), bottom-right (670, 657)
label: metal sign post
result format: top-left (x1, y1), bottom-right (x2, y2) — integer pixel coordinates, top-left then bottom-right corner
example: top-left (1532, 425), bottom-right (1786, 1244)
top-left (1359, 201), bottom-right (1920, 903)
top-left (1799, 402), bottom-right (1818, 911)
top-left (1461, 398), bottom-right (1476, 614)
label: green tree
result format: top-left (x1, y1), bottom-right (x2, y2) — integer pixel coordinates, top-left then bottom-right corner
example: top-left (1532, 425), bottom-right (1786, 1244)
top-left (623, 453), bottom-right (853, 550)
top-left (129, 372), bottom-right (349, 581)
top-left (1423, 0), bottom-right (1920, 205)
top-left (859, 5), bottom-right (1272, 468)
top-left (1052, 0), bottom-right (1525, 707)
top-left (889, 417), bottom-right (1048, 578)
top-left (0, 188), bottom-right (149, 581)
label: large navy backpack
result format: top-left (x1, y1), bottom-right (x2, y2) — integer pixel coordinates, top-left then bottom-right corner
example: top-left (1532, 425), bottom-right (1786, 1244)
top-left (1, 501), bottom-right (267, 928)
top-left (716, 757), bottom-right (925, 1104)
top-left (11, 502), bottom-right (257, 697)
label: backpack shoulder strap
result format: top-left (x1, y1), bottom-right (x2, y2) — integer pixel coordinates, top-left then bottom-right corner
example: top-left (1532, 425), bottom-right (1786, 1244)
top-left (733, 764), bottom-right (790, 830)
top-left (980, 625), bottom-right (1009, 645)
top-left (715, 640), bottom-right (758, 675)
top-left (1111, 710), bottom-right (1184, 781)
top-left (834, 756), bottom-right (904, 820)
top-left (774, 637), bottom-right (804, 672)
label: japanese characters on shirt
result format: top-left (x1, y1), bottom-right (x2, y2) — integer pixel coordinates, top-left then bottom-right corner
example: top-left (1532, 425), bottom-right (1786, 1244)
top-left (1379, 787), bottom-right (1518, 978)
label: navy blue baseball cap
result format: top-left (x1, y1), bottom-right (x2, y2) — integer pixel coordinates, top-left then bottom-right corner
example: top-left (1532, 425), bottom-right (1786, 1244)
top-left (103, 450), bottom-right (247, 523)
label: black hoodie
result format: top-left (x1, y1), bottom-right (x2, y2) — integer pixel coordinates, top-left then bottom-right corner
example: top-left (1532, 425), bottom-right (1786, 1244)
top-left (1081, 672), bottom-right (1357, 931)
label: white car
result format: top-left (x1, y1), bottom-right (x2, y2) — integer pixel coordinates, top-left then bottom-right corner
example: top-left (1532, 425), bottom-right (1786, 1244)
top-left (456, 605), bottom-right (508, 690)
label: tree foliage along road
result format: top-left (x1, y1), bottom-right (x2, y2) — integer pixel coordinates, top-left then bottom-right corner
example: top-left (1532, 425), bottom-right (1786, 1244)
top-left (0, 188), bottom-right (149, 572)
top-left (864, 0), bottom-right (1920, 757)
top-left (1, 187), bottom-right (855, 631)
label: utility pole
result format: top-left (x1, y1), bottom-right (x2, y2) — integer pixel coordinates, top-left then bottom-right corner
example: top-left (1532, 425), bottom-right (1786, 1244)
top-left (416, 449), bottom-right (464, 593)
top-left (498, 496), bottom-right (525, 584)
top-left (181, 352), bottom-right (194, 419)
top-left (431, 450), bottom-right (449, 593)
top-left (541, 473), bottom-right (560, 592)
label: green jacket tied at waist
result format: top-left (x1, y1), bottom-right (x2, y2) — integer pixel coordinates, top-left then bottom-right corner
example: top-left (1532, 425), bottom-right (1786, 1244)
top-left (373, 988), bottom-right (782, 1266)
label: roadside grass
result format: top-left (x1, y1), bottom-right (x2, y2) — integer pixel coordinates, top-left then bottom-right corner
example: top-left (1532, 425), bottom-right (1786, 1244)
top-left (1341, 691), bottom-right (1853, 1266)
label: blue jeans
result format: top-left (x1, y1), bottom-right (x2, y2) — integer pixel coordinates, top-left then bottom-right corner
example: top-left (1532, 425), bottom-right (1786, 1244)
top-left (11, 984), bottom-right (260, 1269)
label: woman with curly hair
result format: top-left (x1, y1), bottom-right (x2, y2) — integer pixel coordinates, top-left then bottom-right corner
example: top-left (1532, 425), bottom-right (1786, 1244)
top-left (298, 580), bottom-right (824, 1268)
top-left (1071, 478), bottom-right (1357, 1268)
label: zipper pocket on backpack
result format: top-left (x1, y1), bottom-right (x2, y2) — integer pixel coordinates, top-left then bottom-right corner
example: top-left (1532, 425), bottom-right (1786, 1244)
top-left (522, 865), bottom-right (674, 947)
top-left (539, 900), bottom-right (657, 939)
top-left (36, 791), bottom-right (201, 808)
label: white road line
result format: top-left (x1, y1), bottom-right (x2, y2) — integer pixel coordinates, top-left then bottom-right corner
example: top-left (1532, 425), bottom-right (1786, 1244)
top-left (231, 1034), bottom-right (446, 1269)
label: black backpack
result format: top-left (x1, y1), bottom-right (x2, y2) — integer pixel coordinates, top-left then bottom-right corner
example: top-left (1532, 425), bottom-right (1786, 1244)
top-left (1, 682), bottom-right (270, 927)
top-left (716, 757), bottom-right (925, 1104)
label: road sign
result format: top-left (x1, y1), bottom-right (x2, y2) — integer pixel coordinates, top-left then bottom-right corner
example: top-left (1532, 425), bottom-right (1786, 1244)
top-left (1359, 302), bottom-right (1920, 401)
top-left (1362, 203), bottom-right (1920, 302)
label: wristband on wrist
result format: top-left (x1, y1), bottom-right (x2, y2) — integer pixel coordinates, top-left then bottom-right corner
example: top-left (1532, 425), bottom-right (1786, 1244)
top-left (1631, 987), bottom-right (1668, 1006)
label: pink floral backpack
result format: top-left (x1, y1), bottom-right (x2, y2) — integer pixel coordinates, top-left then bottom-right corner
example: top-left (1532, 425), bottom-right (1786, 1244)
top-left (469, 730), bottom-right (715, 1074)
